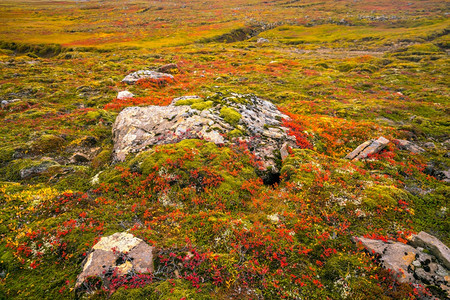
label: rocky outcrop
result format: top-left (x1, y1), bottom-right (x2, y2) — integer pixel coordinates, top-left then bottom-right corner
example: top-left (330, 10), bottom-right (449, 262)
top-left (394, 139), bottom-right (425, 154)
top-left (76, 232), bottom-right (154, 291)
top-left (345, 136), bottom-right (389, 160)
top-left (122, 70), bottom-right (174, 84)
top-left (112, 93), bottom-right (296, 173)
top-left (354, 235), bottom-right (450, 298)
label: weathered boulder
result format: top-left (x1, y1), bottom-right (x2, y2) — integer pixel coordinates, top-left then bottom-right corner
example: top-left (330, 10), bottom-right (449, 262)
top-left (409, 231), bottom-right (450, 269)
top-left (117, 91), bottom-right (134, 100)
top-left (76, 232), bottom-right (154, 291)
top-left (345, 136), bottom-right (389, 160)
top-left (394, 139), bottom-right (425, 154)
top-left (122, 70), bottom-right (174, 84)
top-left (354, 235), bottom-right (450, 298)
top-left (112, 93), bottom-right (296, 173)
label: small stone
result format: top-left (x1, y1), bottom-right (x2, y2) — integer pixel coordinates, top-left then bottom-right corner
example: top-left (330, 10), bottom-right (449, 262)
top-left (70, 152), bottom-right (90, 163)
top-left (1, 100), bottom-right (8, 109)
top-left (117, 91), bottom-right (134, 100)
top-left (345, 137), bottom-right (390, 160)
top-left (424, 142), bottom-right (436, 149)
top-left (122, 70), bottom-right (174, 84)
top-left (157, 63), bottom-right (180, 74)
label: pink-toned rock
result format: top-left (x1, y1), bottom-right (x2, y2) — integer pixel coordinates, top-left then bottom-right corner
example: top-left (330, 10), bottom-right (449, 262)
top-left (76, 232), bottom-right (154, 291)
top-left (353, 235), bottom-right (450, 298)
top-left (345, 136), bottom-right (389, 160)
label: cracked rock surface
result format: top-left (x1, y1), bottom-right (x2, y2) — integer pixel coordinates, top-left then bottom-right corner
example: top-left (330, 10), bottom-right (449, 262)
top-left (112, 93), bottom-right (296, 172)
top-left (75, 232), bottom-right (154, 291)
top-left (354, 233), bottom-right (450, 298)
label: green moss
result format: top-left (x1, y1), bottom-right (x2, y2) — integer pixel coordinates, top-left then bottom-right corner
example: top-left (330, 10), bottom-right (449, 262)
top-left (191, 100), bottom-right (213, 110)
top-left (219, 106), bottom-right (241, 126)
top-left (110, 279), bottom-right (212, 300)
top-left (174, 98), bottom-right (203, 106)
top-left (362, 185), bottom-right (405, 210)
top-left (227, 129), bottom-right (243, 138)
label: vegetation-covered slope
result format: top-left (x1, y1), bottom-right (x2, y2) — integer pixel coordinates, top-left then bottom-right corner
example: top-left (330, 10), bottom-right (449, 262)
top-left (0, 0), bottom-right (449, 299)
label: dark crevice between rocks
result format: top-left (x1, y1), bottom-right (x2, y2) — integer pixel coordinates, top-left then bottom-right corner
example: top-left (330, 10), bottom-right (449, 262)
top-left (261, 171), bottom-right (281, 186)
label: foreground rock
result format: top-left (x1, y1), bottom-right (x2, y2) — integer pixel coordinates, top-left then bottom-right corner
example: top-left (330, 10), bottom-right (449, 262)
top-left (112, 93), bottom-right (296, 173)
top-left (122, 70), bottom-right (174, 84)
top-left (354, 234), bottom-right (450, 298)
top-left (345, 136), bottom-right (389, 160)
top-left (409, 231), bottom-right (450, 269)
top-left (76, 232), bottom-right (154, 292)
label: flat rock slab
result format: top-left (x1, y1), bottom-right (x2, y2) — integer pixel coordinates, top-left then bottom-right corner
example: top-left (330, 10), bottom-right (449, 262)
top-left (112, 93), bottom-right (296, 172)
top-left (345, 136), bottom-right (389, 160)
top-left (354, 235), bottom-right (450, 298)
top-left (122, 70), bottom-right (174, 84)
top-left (76, 232), bottom-right (154, 290)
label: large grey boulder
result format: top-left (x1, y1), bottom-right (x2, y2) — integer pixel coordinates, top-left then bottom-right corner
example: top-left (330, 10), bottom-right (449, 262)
top-left (76, 232), bottom-right (154, 291)
top-left (122, 70), bottom-right (174, 84)
top-left (354, 235), bottom-right (450, 298)
top-left (112, 93), bottom-right (296, 172)
top-left (345, 136), bottom-right (389, 160)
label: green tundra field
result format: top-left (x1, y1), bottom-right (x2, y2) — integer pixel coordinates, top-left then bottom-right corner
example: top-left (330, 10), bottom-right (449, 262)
top-left (0, 0), bottom-right (449, 299)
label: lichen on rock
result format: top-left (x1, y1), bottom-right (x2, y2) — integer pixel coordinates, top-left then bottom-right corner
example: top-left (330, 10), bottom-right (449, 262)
top-left (112, 93), bottom-right (296, 174)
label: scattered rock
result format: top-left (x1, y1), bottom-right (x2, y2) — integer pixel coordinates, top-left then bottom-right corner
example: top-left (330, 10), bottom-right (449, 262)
top-left (75, 232), bottom-right (154, 292)
top-left (345, 136), bottom-right (390, 160)
top-left (112, 93), bottom-right (296, 173)
top-left (256, 38), bottom-right (269, 44)
top-left (424, 142), bottom-right (436, 149)
top-left (354, 235), bottom-right (450, 298)
top-left (157, 63), bottom-right (181, 74)
top-left (70, 152), bottom-right (90, 163)
top-left (117, 91), bottom-right (134, 100)
top-left (424, 162), bottom-right (450, 182)
top-left (1, 100), bottom-right (8, 109)
top-left (394, 139), bottom-right (425, 154)
top-left (20, 160), bottom-right (59, 179)
top-left (409, 232), bottom-right (450, 269)
top-left (122, 70), bottom-right (174, 84)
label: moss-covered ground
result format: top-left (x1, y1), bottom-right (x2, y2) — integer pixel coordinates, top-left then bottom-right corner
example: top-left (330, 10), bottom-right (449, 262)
top-left (0, 0), bottom-right (449, 299)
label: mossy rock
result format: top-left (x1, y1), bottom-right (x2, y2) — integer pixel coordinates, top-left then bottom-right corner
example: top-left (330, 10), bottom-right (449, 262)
top-left (29, 134), bottom-right (65, 155)
top-left (92, 148), bottom-right (112, 169)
